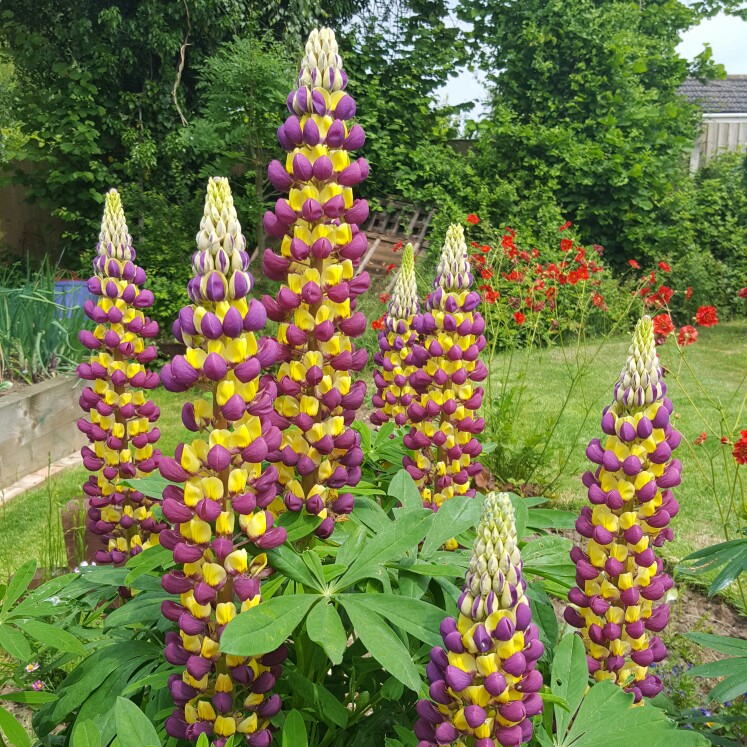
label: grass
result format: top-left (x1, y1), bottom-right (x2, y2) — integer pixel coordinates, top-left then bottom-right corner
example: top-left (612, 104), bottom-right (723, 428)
top-left (1, 321), bottom-right (745, 585)
top-left (485, 320), bottom-right (747, 566)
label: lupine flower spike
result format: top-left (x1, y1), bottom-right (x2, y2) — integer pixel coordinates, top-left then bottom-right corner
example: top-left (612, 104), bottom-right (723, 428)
top-left (159, 177), bottom-right (286, 746)
top-left (371, 242), bottom-right (420, 426)
top-left (77, 188), bottom-right (164, 565)
top-left (564, 315), bottom-right (681, 702)
top-left (262, 27), bottom-right (370, 538)
top-left (404, 224), bottom-right (488, 511)
top-left (416, 491), bottom-right (544, 747)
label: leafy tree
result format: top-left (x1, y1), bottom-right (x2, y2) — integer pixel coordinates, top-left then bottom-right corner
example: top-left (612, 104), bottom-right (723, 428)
top-left (457, 0), bottom-right (733, 265)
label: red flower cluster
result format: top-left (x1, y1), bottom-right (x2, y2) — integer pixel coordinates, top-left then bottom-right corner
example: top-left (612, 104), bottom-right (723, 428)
top-left (652, 313), bottom-right (674, 338)
top-left (695, 305), bottom-right (718, 327)
top-left (733, 430), bottom-right (747, 465)
top-left (677, 325), bottom-right (698, 346)
top-left (466, 224), bottom-right (611, 346)
top-left (371, 314), bottom-right (386, 331)
top-left (466, 213), bottom-right (480, 225)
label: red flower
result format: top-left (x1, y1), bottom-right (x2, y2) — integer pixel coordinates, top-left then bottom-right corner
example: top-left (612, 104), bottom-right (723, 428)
top-left (694, 432), bottom-right (707, 446)
top-left (677, 325), bottom-right (698, 346)
top-left (721, 437), bottom-right (730, 445)
top-left (591, 292), bottom-right (606, 309)
top-left (733, 430), bottom-right (747, 465)
top-left (385, 263), bottom-right (395, 275)
top-left (379, 293), bottom-right (390, 304)
top-left (559, 221), bottom-right (572, 232)
top-left (652, 313), bottom-right (674, 337)
top-left (686, 286), bottom-right (693, 300)
top-left (695, 305), bottom-right (718, 327)
top-left (513, 311), bottom-right (525, 325)
top-left (628, 259), bottom-right (641, 269)
top-left (371, 314), bottom-right (386, 331)
top-left (480, 244), bottom-right (491, 254)
top-left (560, 238), bottom-right (573, 253)
top-left (737, 287), bottom-right (747, 299)
top-left (658, 261), bottom-right (671, 273)
top-left (466, 213), bottom-right (480, 225)
top-left (481, 268), bottom-right (493, 280)
top-left (392, 241), bottom-right (403, 253)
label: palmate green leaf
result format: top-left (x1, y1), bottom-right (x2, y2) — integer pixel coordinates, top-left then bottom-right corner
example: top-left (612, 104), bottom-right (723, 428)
top-left (708, 546), bottom-right (747, 596)
top-left (265, 545), bottom-right (321, 590)
top-left (0, 559), bottom-right (37, 615)
top-left (103, 592), bottom-right (168, 629)
top-left (0, 705), bottom-right (31, 747)
top-left (554, 680), bottom-right (709, 747)
top-left (11, 573), bottom-right (78, 618)
top-left (521, 535), bottom-right (575, 592)
top-left (340, 595), bottom-right (421, 692)
top-left (0, 624), bottom-right (30, 660)
top-left (120, 473), bottom-right (175, 499)
top-left (221, 594), bottom-right (320, 657)
top-left (23, 619), bottom-right (85, 655)
top-left (276, 511), bottom-right (321, 542)
top-left (33, 641), bottom-right (159, 738)
top-left (420, 494), bottom-right (483, 559)
top-left (124, 545), bottom-right (173, 586)
top-left (114, 697), bottom-right (160, 747)
top-left (509, 494), bottom-right (528, 541)
top-left (686, 632), bottom-right (747, 658)
top-left (0, 691), bottom-right (57, 705)
top-left (339, 510), bottom-right (433, 588)
top-left (525, 582), bottom-right (558, 658)
top-left (336, 523), bottom-right (368, 570)
top-left (282, 709), bottom-right (308, 747)
top-left (71, 719), bottom-right (102, 747)
top-left (350, 495), bottom-right (390, 533)
top-left (388, 469), bottom-right (422, 512)
top-left (306, 600), bottom-right (347, 665)
top-left (287, 671), bottom-right (349, 728)
top-left (550, 633), bottom-right (588, 737)
top-left (709, 670), bottom-right (747, 704)
top-left (526, 508), bottom-right (577, 531)
top-left (344, 593), bottom-right (443, 647)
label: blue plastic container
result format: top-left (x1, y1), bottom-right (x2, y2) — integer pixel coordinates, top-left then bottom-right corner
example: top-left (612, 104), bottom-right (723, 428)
top-left (54, 280), bottom-right (93, 318)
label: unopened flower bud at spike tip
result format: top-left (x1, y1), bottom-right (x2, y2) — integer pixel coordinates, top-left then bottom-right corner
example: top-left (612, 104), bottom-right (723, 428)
top-left (78, 188), bottom-right (163, 569)
top-left (415, 492), bottom-right (543, 746)
top-left (566, 315), bottom-right (679, 703)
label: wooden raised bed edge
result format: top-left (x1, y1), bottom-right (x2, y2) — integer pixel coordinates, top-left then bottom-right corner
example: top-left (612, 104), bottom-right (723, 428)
top-left (0, 375), bottom-right (85, 491)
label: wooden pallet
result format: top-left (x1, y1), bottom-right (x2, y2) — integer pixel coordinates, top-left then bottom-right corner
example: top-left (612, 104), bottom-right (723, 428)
top-left (358, 201), bottom-right (435, 289)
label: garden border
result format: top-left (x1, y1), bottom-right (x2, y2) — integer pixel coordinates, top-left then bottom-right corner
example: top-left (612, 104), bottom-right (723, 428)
top-left (0, 375), bottom-right (84, 493)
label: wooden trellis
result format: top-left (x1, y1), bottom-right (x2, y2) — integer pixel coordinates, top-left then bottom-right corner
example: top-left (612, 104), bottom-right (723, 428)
top-left (357, 200), bottom-right (435, 289)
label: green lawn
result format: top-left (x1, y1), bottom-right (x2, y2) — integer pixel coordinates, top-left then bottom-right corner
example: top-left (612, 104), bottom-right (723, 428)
top-left (486, 320), bottom-right (747, 565)
top-left (1, 322), bottom-right (745, 582)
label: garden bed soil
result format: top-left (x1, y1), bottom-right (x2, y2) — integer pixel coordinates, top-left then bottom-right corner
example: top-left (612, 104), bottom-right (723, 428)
top-left (0, 375), bottom-right (85, 491)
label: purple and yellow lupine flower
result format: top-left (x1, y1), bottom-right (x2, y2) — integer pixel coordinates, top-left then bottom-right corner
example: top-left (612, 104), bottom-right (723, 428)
top-left (261, 27), bottom-right (370, 539)
top-left (564, 315), bottom-right (680, 702)
top-left (371, 242), bottom-right (420, 427)
top-left (416, 491), bottom-right (544, 747)
top-left (77, 188), bottom-right (164, 565)
top-left (159, 178), bottom-right (286, 746)
top-left (403, 224), bottom-right (488, 511)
